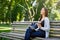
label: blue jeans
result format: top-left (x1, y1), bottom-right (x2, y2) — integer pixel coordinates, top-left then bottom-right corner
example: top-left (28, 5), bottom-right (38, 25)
top-left (24, 23), bottom-right (45, 40)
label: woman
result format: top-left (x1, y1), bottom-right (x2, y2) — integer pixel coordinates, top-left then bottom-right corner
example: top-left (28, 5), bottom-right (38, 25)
top-left (24, 7), bottom-right (50, 40)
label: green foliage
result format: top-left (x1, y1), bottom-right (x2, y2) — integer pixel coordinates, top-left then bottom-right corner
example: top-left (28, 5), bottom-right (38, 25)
top-left (0, 0), bottom-right (60, 23)
top-left (44, 0), bottom-right (60, 20)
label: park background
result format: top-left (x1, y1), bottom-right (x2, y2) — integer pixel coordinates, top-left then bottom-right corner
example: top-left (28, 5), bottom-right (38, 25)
top-left (0, 0), bottom-right (60, 36)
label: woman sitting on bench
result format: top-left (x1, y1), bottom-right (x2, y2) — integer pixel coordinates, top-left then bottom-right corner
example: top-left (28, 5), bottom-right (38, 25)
top-left (24, 7), bottom-right (50, 40)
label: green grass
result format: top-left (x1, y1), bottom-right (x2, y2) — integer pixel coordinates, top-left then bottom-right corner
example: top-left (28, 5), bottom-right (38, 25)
top-left (0, 24), bottom-right (12, 40)
top-left (0, 24), bottom-right (11, 33)
top-left (0, 24), bottom-right (11, 27)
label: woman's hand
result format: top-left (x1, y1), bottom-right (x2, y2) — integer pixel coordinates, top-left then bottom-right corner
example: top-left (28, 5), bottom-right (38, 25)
top-left (38, 21), bottom-right (41, 23)
top-left (37, 23), bottom-right (42, 28)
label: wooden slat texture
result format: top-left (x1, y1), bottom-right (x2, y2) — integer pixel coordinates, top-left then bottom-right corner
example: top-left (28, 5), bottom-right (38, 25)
top-left (11, 21), bottom-right (60, 38)
top-left (50, 28), bottom-right (60, 31)
top-left (51, 26), bottom-right (60, 28)
top-left (50, 34), bottom-right (60, 38)
top-left (50, 23), bottom-right (60, 26)
top-left (0, 21), bottom-right (60, 40)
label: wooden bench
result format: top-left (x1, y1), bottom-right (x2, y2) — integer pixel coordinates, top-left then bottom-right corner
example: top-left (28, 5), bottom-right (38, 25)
top-left (0, 21), bottom-right (60, 40)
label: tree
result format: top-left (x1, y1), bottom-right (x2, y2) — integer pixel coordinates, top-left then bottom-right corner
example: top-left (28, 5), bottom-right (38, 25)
top-left (44, 0), bottom-right (59, 20)
top-left (0, 0), bottom-right (60, 23)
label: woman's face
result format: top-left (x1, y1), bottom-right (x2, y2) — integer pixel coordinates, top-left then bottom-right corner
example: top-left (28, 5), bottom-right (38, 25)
top-left (41, 8), bottom-right (45, 15)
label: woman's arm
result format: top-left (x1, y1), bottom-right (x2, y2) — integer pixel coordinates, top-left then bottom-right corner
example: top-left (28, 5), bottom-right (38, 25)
top-left (35, 21), bottom-right (42, 31)
top-left (40, 18), bottom-right (50, 31)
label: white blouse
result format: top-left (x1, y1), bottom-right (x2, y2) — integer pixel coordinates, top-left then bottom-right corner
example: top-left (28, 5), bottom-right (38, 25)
top-left (40, 17), bottom-right (50, 38)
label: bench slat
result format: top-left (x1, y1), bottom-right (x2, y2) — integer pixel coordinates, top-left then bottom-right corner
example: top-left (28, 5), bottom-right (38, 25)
top-left (0, 21), bottom-right (60, 40)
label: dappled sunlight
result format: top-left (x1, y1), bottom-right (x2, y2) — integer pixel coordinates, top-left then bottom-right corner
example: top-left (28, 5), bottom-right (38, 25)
top-left (0, 27), bottom-right (11, 30)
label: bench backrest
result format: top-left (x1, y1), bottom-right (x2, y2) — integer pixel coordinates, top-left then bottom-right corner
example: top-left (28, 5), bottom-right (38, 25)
top-left (11, 21), bottom-right (60, 38)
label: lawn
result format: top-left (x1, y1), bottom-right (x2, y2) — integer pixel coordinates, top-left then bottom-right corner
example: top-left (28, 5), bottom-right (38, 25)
top-left (0, 24), bottom-right (12, 40)
top-left (0, 24), bottom-right (12, 33)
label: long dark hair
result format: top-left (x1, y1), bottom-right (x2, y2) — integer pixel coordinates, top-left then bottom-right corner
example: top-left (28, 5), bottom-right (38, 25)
top-left (39, 7), bottom-right (48, 21)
